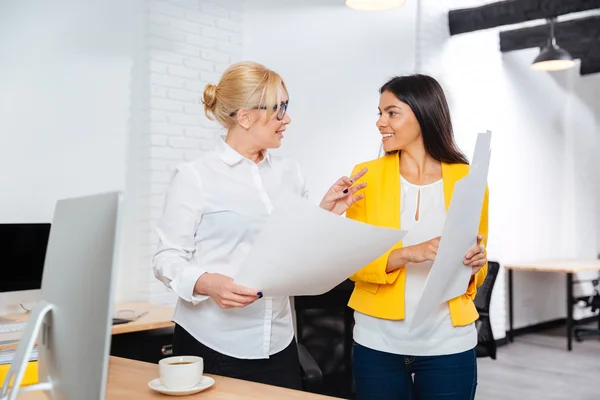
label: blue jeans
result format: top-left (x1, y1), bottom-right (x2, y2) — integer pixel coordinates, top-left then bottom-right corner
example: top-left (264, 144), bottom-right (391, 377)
top-left (352, 343), bottom-right (477, 400)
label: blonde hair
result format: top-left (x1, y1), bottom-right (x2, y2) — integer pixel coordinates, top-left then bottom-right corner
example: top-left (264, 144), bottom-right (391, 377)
top-left (202, 61), bottom-right (288, 127)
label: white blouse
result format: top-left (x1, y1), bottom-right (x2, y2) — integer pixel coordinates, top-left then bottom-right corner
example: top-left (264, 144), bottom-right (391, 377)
top-left (353, 176), bottom-right (477, 356)
top-left (153, 137), bottom-right (307, 359)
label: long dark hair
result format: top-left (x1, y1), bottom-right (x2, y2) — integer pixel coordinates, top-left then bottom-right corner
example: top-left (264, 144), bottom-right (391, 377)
top-left (380, 74), bottom-right (468, 164)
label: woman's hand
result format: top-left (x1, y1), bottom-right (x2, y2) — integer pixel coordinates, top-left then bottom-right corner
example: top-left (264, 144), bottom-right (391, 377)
top-left (386, 237), bottom-right (440, 272)
top-left (319, 167), bottom-right (368, 215)
top-left (405, 237), bottom-right (441, 263)
top-left (194, 273), bottom-right (261, 309)
top-left (464, 234), bottom-right (487, 275)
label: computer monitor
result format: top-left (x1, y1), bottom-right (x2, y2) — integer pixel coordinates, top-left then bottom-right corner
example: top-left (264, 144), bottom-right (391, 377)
top-left (0, 191), bottom-right (122, 400)
top-left (0, 223), bottom-right (50, 293)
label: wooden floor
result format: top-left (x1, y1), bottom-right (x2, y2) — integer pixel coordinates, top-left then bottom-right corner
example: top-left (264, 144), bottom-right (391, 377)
top-left (477, 324), bottom-right (600, 400)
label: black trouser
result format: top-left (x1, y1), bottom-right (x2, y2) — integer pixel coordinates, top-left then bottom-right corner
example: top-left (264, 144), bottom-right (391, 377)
top-left (172, 324), bottom-right (303, 390)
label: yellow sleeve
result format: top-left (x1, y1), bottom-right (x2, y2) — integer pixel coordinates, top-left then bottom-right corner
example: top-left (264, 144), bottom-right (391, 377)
top-left (466, 184), bottom-right (489, 298)
top-left (345, 164), bottom-right (402, 285)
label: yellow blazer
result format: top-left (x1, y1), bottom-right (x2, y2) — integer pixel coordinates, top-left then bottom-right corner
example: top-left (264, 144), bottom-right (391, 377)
top-left (346, 154), bottom-right (489, 327)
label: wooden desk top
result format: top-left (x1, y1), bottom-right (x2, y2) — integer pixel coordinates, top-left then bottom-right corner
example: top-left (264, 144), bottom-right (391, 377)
top-left (504, 259), bottom-right (600, 274)
top-left (0, 302), bottom-right (175, 350)
top-left (17, 356), bottom-right (338, 400)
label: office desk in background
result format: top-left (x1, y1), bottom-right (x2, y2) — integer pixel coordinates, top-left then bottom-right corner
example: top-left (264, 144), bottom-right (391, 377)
top-left (505, 259), bottom-right (600, 351)
top-left (1, 302), bottom-right (175, 361)
top-left (16, 356), bottom-right (338, 400)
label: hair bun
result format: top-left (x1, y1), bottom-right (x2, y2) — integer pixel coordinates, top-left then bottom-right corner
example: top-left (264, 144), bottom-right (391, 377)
top-left (202, 83), bottom-right (218, 118)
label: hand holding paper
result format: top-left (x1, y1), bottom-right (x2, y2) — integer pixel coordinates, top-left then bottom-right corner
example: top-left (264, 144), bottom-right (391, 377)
top-left (234, 192), bottom-right (407, 297)
top-left (409, 131), bottom-right (492, 332)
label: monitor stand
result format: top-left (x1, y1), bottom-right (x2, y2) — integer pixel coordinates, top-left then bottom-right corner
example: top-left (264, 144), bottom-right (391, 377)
top-left (0, 300), bottom-right (54, 400)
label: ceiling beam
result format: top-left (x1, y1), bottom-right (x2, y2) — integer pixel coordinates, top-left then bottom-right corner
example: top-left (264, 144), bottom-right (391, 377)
top-left (498, 16), bottom-right (600, 75)
top-left (449, 0), bottom-right (600, 35)
top-left (499, 15), bottom-right (600, 52)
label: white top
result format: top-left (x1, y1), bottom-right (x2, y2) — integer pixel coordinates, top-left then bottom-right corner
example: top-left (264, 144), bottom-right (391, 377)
top-left (353, 176), bottom-right (477, 356)
top-left (153, 137), bottom-right (307, 359)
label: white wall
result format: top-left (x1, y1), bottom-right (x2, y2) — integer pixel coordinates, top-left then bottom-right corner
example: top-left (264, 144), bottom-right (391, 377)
top-left (243, 0), bottom-right (418, 202)
top-left (417, 0), bottom-right (600, 337)
top-left (137, 0), bottom-right (245, 304)
top-left (0, 0), bottom-right (142, 314)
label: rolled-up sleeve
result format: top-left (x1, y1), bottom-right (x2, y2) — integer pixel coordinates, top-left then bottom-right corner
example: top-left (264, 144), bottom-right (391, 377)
top-left (153, 164), bottom-right (208, 305)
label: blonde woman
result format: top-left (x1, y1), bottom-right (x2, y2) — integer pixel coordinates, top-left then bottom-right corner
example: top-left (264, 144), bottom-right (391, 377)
top-left (153, 61), bottom-right (367, 389)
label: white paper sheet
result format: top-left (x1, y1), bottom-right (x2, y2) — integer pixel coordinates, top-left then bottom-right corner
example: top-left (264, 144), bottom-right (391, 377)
top-left (409, 131), bottom-right (492, 332)
top-left (234, 193), bottom-right (408, 297)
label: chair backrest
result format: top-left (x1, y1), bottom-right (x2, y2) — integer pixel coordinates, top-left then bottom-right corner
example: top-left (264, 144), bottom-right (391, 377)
top-left (474, 261), bottom-right (500, 314)
top-left (474, 261), bottom-right (500, 359)
top-left (294, 280), bottom-right (354, 398)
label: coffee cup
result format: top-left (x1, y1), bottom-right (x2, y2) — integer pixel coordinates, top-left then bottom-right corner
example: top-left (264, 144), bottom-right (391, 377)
top-left (158, 356), bottom-right (203, 389)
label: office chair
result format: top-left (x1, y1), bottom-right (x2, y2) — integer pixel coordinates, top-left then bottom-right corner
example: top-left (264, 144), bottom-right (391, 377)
top-left (474, 261), bottom-right (500, 359)
top-left (295, 280), bottom-right (355, 399)
top-left (574, 277), bottom-right (600, 342)
top-left (297, 343), bottom-right (323, 392)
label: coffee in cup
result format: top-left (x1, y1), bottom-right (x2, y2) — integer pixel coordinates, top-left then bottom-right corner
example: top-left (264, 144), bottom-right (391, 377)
top-left (158, 356), bottom-right (203, 389)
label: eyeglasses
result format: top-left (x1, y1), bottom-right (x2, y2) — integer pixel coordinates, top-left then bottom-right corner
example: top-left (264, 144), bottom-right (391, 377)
top-left (230, 100), bottom-right (289, 121)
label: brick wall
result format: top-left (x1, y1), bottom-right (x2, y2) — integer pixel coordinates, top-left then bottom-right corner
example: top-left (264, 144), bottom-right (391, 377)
top-left (127, 0), bottom-right (244, 304)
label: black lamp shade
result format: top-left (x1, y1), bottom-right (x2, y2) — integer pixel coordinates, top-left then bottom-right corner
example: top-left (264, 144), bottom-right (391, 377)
top-left (531, 44), bottom-right (576, 71)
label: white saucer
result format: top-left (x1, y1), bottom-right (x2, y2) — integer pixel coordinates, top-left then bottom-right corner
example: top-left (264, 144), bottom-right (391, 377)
top-left (148, 376), bottom-right (215, 396)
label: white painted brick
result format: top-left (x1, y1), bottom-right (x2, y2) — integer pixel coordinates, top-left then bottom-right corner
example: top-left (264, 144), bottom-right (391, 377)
top-left (171, 20), bottom-right (201, 35)
top-left (149, 122), bottom-right (185, 136)
top-left (201, 26), bottom-right (230, 41)
top-left (200, 3), bottom-right (230, 18)
top-left (149, 111), bottom-right (168, 122)
top-left (216, 41), bottom-right (242, 55)
top-left (152, 170), bottom-right (175, 184)
top-left (138, 0), bottom-right (244, 302)
top-left (200, 70), bottom-right (223, 82)
top-left (230, 33), bottom-right (242, 45)
top-left (150, 146), bottom-right (185, 160)
top-left (168, 65), bottom-right (200, 79)
top-left (148, 12), bottom-right (173, 27)
top-left (150, 50), bottom-right (185, 65)
top-left (184, 104), bottom-right (203, 115)
top-left (149, 194), bottom-right (165, 210)
top-left (148, 37), bottom-right (176, 52)
top-left (151, 85), bottom-right (168, 98)
top-left (168, 88), bottom-right (199, 102)
top-left (150, 61), bottom-right (169, 74)
top-left (184, 57), bottom-right (214, 71)
top-left (148, 26), bottom-right (187, 42)
top-left (187, 34), bottom-right (217, 48)
top-left (149, 98), bottom-right (184, 113)
top-left (214, 62), bottom-right (230, 74)
top-left (201, 50), bottom-right (230, 64)
top-left (167, 113), bottom-right (202, 126)
top-left (185, 127), bottom-right (209, 137)
top-left (199, 117), bottom-right (222, 129)
top-left (150, 182), bottom-right (169, 195)
top-left (216, 0), bottom-right (242, 10)
top-left (216, 18), bottom-right (241, 33)
top-left (149, 159), bottom-right (179, 171)
top-left (169, 137), bottom-right (201, 149)
top-left (149, 0), bottom-right (185, 18)
top-left (150, 73), bottom-right (185, 88)
top-left (184, 80), bottom-right (207, 92)
top-left (149, 135), bottom-right (168, 146)
top-left (172, 43), bottom-right (201, 57)
top-left (230, 10), bottom-right (243, 23)
top-left (169, 0), bottom-right (199, 10)
top-left (186, 10), bottom-right (215, 26)
top-left (184, 150), bottom-right (204, 161)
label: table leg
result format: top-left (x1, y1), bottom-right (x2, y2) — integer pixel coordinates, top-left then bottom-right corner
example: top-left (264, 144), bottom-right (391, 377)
top-left (566, 272), bottom-right (573, 351)
top-left (508, 268), bottom-right (514, 342)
